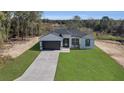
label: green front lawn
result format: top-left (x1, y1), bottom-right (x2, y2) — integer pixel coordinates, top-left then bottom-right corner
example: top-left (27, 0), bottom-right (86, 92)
top-left (0, 43), bottom-right (40, 81)
top-left (55, 47), bottom-right (124, 80)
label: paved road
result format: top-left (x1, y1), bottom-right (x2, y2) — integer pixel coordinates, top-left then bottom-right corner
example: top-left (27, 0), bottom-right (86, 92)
top-left (16, 51), bottom-right (59, 81)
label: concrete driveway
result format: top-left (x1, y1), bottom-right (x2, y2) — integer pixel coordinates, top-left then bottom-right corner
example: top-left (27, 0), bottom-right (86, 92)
top-left (16, 51), bottom-right (59, 81)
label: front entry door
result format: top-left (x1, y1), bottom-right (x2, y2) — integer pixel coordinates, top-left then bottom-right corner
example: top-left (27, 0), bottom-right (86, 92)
top-left (63, 38), bottom-right (69, 47)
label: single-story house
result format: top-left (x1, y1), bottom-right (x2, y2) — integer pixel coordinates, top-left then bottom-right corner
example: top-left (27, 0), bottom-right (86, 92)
top-left (40, 28), bottom-right (94, 50)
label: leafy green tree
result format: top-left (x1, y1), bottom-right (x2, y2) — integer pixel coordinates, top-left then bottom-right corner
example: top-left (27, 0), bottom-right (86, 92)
top-left (100, 16), bottom-right (110, 32)
top-left (73, 15), bottom-right (81, 20)
top-left (3, 11), bottom-right (13, 41)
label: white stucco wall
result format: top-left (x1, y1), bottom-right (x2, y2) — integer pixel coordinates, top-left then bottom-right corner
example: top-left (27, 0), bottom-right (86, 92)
top-left (80, 34), bottom-right (94, 49)
top-left (40, 41), bottom-right (42, 50)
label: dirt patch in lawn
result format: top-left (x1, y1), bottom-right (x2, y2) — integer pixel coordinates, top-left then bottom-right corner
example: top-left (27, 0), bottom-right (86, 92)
top-left (95, 40), bottom-right (124, 67)
top-left (0, 37), bottom-right (39, 58)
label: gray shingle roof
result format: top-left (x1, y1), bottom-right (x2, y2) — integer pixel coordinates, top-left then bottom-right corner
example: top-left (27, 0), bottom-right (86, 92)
top-left (51, 28), bottom-right (87, 37)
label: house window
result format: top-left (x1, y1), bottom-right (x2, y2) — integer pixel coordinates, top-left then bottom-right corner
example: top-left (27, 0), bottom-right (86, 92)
top-left (72, 38), bottom-right (79, 47)
top-left (85, 39), bottom-right (90, 46)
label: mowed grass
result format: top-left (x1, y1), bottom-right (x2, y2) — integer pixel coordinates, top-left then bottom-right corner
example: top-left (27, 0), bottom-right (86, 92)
top-left (0, 43), bottom-right (40, 81)
top-left (55, 47), bottom-right (124, 80)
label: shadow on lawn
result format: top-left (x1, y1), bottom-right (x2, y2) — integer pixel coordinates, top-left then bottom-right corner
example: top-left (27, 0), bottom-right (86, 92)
top-left (29, 42), bottom-right (40, 51)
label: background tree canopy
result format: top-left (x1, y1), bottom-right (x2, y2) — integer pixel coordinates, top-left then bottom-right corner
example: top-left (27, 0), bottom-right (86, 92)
top-left (0, 12), bottom-right (124, 44)
top-left (0, 11), bottom-right (42, 43)
top-left (43, 15), bottom-right (124, 36)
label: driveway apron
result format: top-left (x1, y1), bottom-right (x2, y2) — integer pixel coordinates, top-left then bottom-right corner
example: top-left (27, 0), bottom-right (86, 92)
top-left (16, 51), bottom-right (59, 81)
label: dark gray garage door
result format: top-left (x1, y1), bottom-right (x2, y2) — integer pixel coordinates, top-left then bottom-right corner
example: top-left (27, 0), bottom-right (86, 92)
top-left (42, 41), bottom-right (61, 50)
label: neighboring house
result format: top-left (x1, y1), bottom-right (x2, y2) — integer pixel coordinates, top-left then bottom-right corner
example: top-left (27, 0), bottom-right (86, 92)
top-left (40, 28), bottom-right (94, 50)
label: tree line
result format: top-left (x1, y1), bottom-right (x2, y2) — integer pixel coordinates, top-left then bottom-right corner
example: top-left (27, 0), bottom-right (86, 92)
top-left (0, 11), bottom-right (42, 43)
top-left (1, 12), bottom-right (124, 44)
top-left (43, 16), bottom-right (124, 36)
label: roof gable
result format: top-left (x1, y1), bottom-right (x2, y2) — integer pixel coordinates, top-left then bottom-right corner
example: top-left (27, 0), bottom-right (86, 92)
top-left (40, 33), bottom-right (62, 41)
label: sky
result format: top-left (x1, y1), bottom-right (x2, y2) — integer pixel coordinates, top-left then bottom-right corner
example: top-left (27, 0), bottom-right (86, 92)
top-left (43, 11), bottom-right (124, 20)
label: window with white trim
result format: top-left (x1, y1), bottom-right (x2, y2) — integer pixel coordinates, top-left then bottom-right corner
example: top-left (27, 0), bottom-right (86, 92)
top-left (72, 38), bottom-right (79, 47)
top-left (85, 39), bottom-right (90, 46)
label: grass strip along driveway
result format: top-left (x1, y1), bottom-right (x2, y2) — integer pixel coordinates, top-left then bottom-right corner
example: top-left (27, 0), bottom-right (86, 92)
top-left (0, 43), bottom-right (40, 81)
top-left (55, 47), bottom-right (124, 81)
